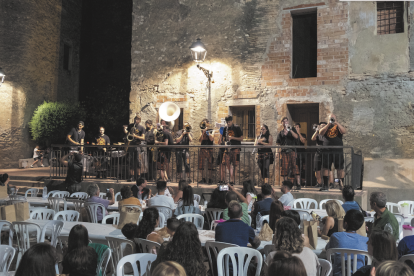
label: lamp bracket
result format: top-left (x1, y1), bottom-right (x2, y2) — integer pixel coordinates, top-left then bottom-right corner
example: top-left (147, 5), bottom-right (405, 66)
top-left (197, 64), bottom-right (213, 81)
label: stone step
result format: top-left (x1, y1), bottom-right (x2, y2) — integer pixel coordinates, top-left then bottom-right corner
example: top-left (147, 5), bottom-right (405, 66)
top-left (8, 180), bottom-right (45, 187)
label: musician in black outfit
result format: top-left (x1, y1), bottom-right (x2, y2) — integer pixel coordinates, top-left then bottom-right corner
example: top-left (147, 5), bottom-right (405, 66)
top-left (144, 120), bottom-right (156, 181)
top-left (123, 115), bottom-right (146, 182)
top-left (311, 122), bottom-right (326, 187)
top-left (67, 121), bottom-right (85, 151)
top-left (92, 126), bottom-right (111, 179)
top-left (255, 125), bottom-right (273, 185)
top-left (295, 123), bottom-right (307, 187)
top-left (175, 122), bottom-right (193, 183)
top-left (156, 122), bottom-right (174, 182)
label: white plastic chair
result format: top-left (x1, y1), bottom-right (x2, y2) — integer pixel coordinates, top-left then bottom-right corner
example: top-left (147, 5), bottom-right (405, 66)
top-left (262, 244), bottom-right (275, 265)
top-left (40, 220), bottom-right (64, 248)
top-left (99, 192), bottom-right (107, 199)
top-left (30, 209), bottom-right (55, 220)
top-left (319, 199), bottom-right (344, 209)
top-left (205, 241), bottom-right (239, 276)
top-left (364, 217), bottom-right (374, 223)
top-left (9, 195), bottom-right (25, 200)
top-left (248, 214), bottom-right (252, 226)
top-left (151, 205), bottom-right (173, 220)
top-left (53, 210), bottom-right (80, 221)
top-left (0, 221), bottom-right (13, 246)
top-left (70, 192), bottom-right (89, 199)
top-left (102, 213), bottom-right (120, 225)
top-left (257, 215), bottom-right (269, 230)
top-left (292, 198), bottom-right (318, 209)
top-left (217, 247), bottom-right (263, 276)
top-left (116, 253), bottom-right (157, 276)
top-left (97, 248), bottom-right (112, 276)
top-left (25, 188), bottom-right (39, 198)
top-left (48, 197), bottom-right (67, 213)
top-left (106, 236), bottom-right (136, 275)
top-left (319, 259), bottom-right (332, 276)
top-left (326, 248), bottom-right (372, 276)
top-left (399, 254), bottom-right (414, 265)
top-left (65, 198), bottom-right (84, 212)
top-left (115, 192), bottom-right (122, 201)
top-left (47, 190), bottom-right (60, 197)
top-left (194, 194), bottom-right (201, 204)
top-left (0, 245), bottom-right (15, 272)
top-left (385, 202), bottom-right (401, 214)
top-left (158, 212), bottom-right (166, 228)
top-left (398, 201), bottom-right (414, 214)
top-left (84, 202), bottom-right (106, 223)
top-left (135, 238), bottom-right (161, 254)
top-left (205, 208), bottom-right (224, 230)
top-left (395, 214), bottom-right (404, 241)
top-left (176, 214), bottom-right (204, 229)
top-left (53, 191), bottom-right (70, 198)
top-left (13, 221), bottom-right (42, 267)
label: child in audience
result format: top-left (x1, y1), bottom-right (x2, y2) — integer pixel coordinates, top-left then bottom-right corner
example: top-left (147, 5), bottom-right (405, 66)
top-left (151, 261), bottom-right (187, 276)
top-left (373, 260), bottom-right (414, 276)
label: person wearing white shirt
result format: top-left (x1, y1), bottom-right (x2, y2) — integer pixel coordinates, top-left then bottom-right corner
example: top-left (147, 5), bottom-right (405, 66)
top-left (148, 181), bottom-right (175, 210)
top-left (278, 181), bottom-right (294, 206)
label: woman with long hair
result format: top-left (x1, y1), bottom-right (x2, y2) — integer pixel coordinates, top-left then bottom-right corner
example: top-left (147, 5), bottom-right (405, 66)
top-left (207, 187), bottom-right (227, 209)
top-left (270, 217), bottom-right (320, 276)
top-left (136, 207), bottom-right (163, 244)
top-left (67, 224), bottom-right (89, 253)
top-left (174, 186), bottom-right (201, 216)
top-left (318, 200), bottom-right (342, 237)
top-left (267, 251), bottom-right (307, 276)
top-left (241, 180), bottom-right (258, 211)
top-left (62, 246), bottom-right (98, 276)
top-left (15, 243), bottom-right (57, 276)
top-left (151, 222), bottom-right (207, 276)
top-left (255, 125), bottom-right (273, 185)
top-left (268, 200), bottom-right (284, 232)
top-left (173, 180), bottom-right (188, 203)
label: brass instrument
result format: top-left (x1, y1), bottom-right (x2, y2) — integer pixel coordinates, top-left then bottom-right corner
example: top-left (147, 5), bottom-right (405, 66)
top-left (125, 125), bottom-right (139, 152)
top-left (200, 120), bottom-right (211, 130)
top-left (252, 133), bottom-right (262, 155)
top-left (184, 122), bottom-right (192, 132)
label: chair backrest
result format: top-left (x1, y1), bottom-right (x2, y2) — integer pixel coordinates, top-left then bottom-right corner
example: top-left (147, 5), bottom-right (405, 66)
top-left (158, 212), bottom-right (165, 228)
top-left (205, 208), bottom-right (224, 230)
top-left (194, 194), bottom-right (201, 204)
top-left (115, 192), bottom-right (122, 202)
top-left (398, 201), bottom-right (414, 214)
top-left (30, 209), bottom-right (55, 220)
top-left (48, 197), bottom-right (67, 213)
top-left (399, 254), bottom-right (414, 265)
top-left (151, 205), bottom-right (173, 220)
top-left (394, 214), bottom-right (404, 241)
top-left (364, 217), bottom-right (374, 223)
top-left (9, 195), bottom-right (26, 201)
top-left (102, 213), bottom-right (120, 225)
top-left (84, 202), bottom-right (106, 223)
top-left (135, 238), bottom-right (161, 254)
top-left (25, 188), bottom-right (39, 198)
top-left (116, 253), bottom-right (157, 276)
top-left (12, 222), bottom-right (41, 267)
top-left (205, 241), bottom-right (239, 276)
top-left (99, 192), bottom-right (107, 199)
top-left (40, 220), bottom-right (64, 247)
top-left (176, 214), bottom-right (204, 229)
top-left (257, 215), bottom-right (269, 230)
top-left (319, 258), bottom-right (333, 276)
top-left (97, 248), bottom-right (112, 276)
top-left (70, 192), bottom-right (89, 200)
top-left (53, 191), bottom-right (70, 198)
top-left (106, 236), bottom-right (136, 275)
top-left (248, 214), bottom-right (252, 226)
top-left (326, 248), bottom-right (372, 276)
top-left (0, 221), bottom-right (13, 246)
top-left (319, 199), bottom-right (344, 209)
top-left (293, 198), bottom-right (318, 209)
top-left (0, 245), bottom-right (15, 272)
top-left (47, 190), bottom-right (60, 197)
top-left (217, 247), bottom-right (263, 276)
top-left (53, 210), bottom-right (80, 221)
top-left (65, 198), bottom-right (84, 212)
top-left (262, 244), bottom-right (276, 265)
top-left (386, 202), bottom-right (401, 214)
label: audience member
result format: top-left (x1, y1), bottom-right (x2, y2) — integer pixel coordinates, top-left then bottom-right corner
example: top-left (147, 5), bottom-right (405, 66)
top-left (148, 181), bottom-right (175, 210)
top-left (267, 251), bottom-right (307, 276)
top-left (278, 181), bottom-right (294, 206)
top-left (269, 217), bottom-right (320, 276)
top-left (62, 246), bottom-right (98, 276)
top-left (60, 151), bottom-right (84, 193)
top-left (369, 191), bottom-right (399, 240)
top-left (131, 177), bottom-right (152, 201)
top-left (341, 185), bottom-right (360, 213)
top-left (118, 185), bottom-right (142, 207)
top-left (325, 209), bottom-right (368, 276)
top-left (398, 231), bottom-right (414, 257)
top-left (67, 224), bottom-right (89, 253)
top-left (207, 187), bottom-right (227, 209)
top-left (15, 243), bottom-right (57, 276)
top-left (85, 184), bottom-right (115, 222)
top-left (319, 200), bottom-right (341, 237)
top-left (216, 201), bottom-right (260, 248)
top-left (173, 180), bottom-right (188, 203)
top-left (0, 173), bottom-right (18, 195)
top-left (269, 200), bottom-right (284, 232)
top-left (373, 260), bottom-right (414, 276)
top-left (165, 218), bottom-right (181, 239)
top-left (223, 185), bottom-right (250, 225)
top-left (241, 180), bottom-right (258, 211)
top-left (151, 222), bottom-right (207, 276)
top-left (121, 222), bottom-right (139, 240)
top-left (353, 230), bottom-right (398, 276)
top-left (252, 184), bottom-right (274, 227)
top-left (281, 210), bottom-right (310, 248)
top-left (135, 207), bottom-right (164, 244)
top-left (175, 185), bottom-right (201, 216)
top-left (151, 261), bottom-right (187, 276)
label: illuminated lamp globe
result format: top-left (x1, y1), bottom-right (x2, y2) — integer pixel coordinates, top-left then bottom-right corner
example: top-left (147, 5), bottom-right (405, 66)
top-left (189, 38), bottom-right (207, 63)
top-left (0, 68), bottom-right (5, 86)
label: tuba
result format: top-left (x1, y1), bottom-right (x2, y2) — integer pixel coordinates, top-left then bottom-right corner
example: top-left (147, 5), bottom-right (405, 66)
top-left (159, 101), bottom-right (180, 130)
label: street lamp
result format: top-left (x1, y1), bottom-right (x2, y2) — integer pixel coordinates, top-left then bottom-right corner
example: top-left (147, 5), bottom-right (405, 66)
top-left (0, 68), bottom-right (5, 87)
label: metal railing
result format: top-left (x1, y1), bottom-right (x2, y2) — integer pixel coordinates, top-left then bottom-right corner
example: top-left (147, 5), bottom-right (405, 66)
top-left (49, 144), bottom-right (355, 187)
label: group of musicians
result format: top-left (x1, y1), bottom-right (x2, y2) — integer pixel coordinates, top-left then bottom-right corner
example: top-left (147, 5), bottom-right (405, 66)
top-left (66, 112), bottom-right (346, 191)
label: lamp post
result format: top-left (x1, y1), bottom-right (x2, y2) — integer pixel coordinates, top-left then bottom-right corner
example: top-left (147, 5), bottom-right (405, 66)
top-left (190, 38), bottom-right (213, 121)
top-left (0, 68), bottom-right (5, 87)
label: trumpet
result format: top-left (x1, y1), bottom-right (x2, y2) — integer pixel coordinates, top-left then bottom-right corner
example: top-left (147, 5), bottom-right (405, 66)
top-left (200, 120), bottom-right (211, 130)
top-left (252, 133), bottom-right (262, 155)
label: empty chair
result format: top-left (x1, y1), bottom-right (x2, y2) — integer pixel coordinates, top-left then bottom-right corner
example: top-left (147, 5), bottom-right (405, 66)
top-left (135, 238), bottom-right (161, 254)
top-left (292, 198), bottom-right (318, 209)
top-left (319, 259), bottom-right (333, 276)
top-left (99, 192), bottom-right (107, 199)
top-left (70, 192), bottom-right (89, 199)
top-left (257, 215), bottom-right (270, 230)
top-left (106, 236), bottom-right (136, 275)
top-left (53, 191), bottom-right (70, 198)
top-left (47, 190), bottom-right (60, 197)
top-left (0, 245), bottom-right (15, 272)
top-left (395, 214), bottom-right (404, 241)
top-left (176, 214), bottom-right (204, 229)
top-left (96, 247), bottom-right (112, 276)
top-left (326, 248), bottom-right (372, 276)
top-left (40, 220), bottom-right (64, 248)
top-left (205, 241), bottom-right (239, 276)
top-left (151, 205), bottom-right (173, 220)
top-left (116, 253), bottom-right (157, 276)
top-left (30, 209), bottom-right (55, 220)
top-left (13, 221), bottom-right (42, 267)
top-left (84, 202), bottom-right (106, 223)
top-left (102, 213), bottom-right (120, 225)
top-left (398, 201), bottom-right (414, 214)
top-left (386, 202), bottom-right (401, 214)
top-left (65, 198), bottom-right (84, 212)
top-left (53, 210), bottom-right (80, 221)
top-left (115, 192), bottom-right (122, 201)
top-left (48, 197), bottom-right (67, 213)
top-left (319, 199), bottom-right (344, 209)
top-left (194, 194), bottom-right (201, 204)
top-left (205, 208), bottom-right (224, 230)
top-left (248, 214), bottom-right (252, 226)
top-left (0, 221), bottom-right (13, 246)
top-left (217, 247), bottom-right (263, 276)
top-left (25, 188), bottom-right (39, 198)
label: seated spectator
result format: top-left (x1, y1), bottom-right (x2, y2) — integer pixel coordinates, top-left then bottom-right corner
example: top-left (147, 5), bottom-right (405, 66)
top-left (374, 260), bottom-right (414, 276)
top-left (207, 187), bottom-right (227, 209)
top-left (269, 217), bottom-right (320, 276)
top-left (326, 209), bottom-right (368, 276)
top-left (148, 181), bottom-right (175, 210)
top-left (269, 200), bottom-right (284, 232)
top-left (62, 246), bottom-right (98, 276)
top-left (252, 184), bottom-right (274, 228)
top-left (118, 185), bottom-right (142, 207)
top-left (216, 201), bottom-right (260, 248)
top-left (398, 231), bottom-right (414, 258)
top-left (151, 222), bottom-right (207, 276)
top-left (60, 151), bottom-right (84, 193)
top-left (278, 181), bottom-right (294, 206)
top-left (166, 218), bottom-right (181, 238)
top-left (85, 184), bottom-right (115, 222)
top-left (341, 185), bottom-right (360, 213)
top-left (241, 179), bottom-right (258, 211)
top-left (174, 186), bottom-right (201, 216)
top-left (267, 251), bottom-right (307, 276)
top-left (353, 230), bottom-right (398, 276)
top-left (131, 177), bottom-right (152, 201)
top-left (223, 185), bottom-right (250, 225)
top-left (0, 173), bottom-right (18, 195)
top-left (135, 207), bottom-right (164, 245)
top-left (369, 191), bottom-right (399, 241)
top-left (318, 200), bottom-right (341, 237)
top-left (15, 243), bottom-right (57, 276)
top-left (173, 180), bottom-right (188, 203)
top-left (151, 261), bottom-right (187, 276)
top-left (281, 210), bottom-right (310, 248)
top-left (121, 222), bottom-right (138, 240)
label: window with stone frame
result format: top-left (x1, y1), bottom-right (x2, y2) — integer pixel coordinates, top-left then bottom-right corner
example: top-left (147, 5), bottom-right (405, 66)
top-left (377, 2), bottom-right (404, 35)
top-left (230, 106), bottom-right (255, 142)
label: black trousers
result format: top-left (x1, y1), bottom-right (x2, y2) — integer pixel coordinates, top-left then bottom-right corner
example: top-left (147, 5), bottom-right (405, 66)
top-left (176, 150), bottom-right (190, 173)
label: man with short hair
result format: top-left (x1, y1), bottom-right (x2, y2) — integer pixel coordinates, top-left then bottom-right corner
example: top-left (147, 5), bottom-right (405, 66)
top-left (148, 181), bottom-right (175, 211)
top-left (144, 120), bottom-right (156, 181)
top-left (251, 184), bottom-right (274, 228)
top-left (295, 123), bottom-right (307, 187)
top-left (369, 191), bottom-right (399, 240)
top-left (198, 118), bottom-right (215, 184)
top-left (223, 185), bottom-right (250, 225)
top-left (175, 122), bottom-right (193, 182)
top-left (93, 126), bottom-right (110, 179)
top-left (215, 201), bottom-right (260, 248)
top-left (124, 115), bottom-right (146, 182)
top-left (221, 115), bottom-right (243, 184)
top-left (278, 181), bottom-right (295, 207)
top-left (85, 184), bottom-right (115, 223)
top-left (67, 121), bottom-right (85, 151)
top-left (341, 186), bottom-right (360, 213)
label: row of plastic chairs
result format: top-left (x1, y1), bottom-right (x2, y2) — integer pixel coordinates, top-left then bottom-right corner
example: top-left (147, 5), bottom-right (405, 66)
top-left (30, 209), bottom-right (80, 221)
top-left (286, 198), bottom-right (344, 210)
